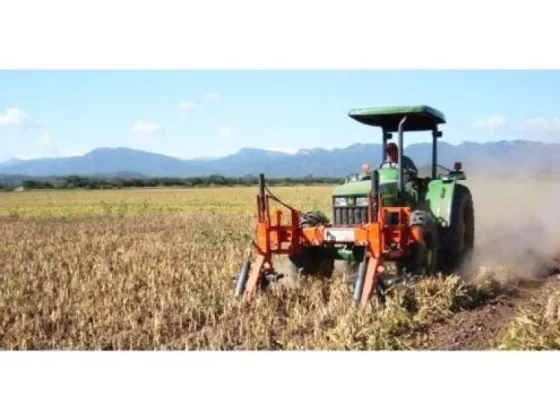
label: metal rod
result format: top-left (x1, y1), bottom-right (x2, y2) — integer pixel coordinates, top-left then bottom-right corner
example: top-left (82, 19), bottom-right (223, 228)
top-left (431, 128), bottom-right (437, 179)
top-left (235, 258), bottom-right (251, 297)
top-left (397, 116), bottom-right (407, 194)
top-left (352, 255), bottom-right (367, 302)
top-left (382, 130), bottom-right (388, 161)
top-left (258, 173), bottom-right (266, 219)
top-left (370, 169), bottom-right (379, 223)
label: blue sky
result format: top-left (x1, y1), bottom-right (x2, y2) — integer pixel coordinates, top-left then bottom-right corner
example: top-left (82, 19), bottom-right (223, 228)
top-left (0, 70), bottom-right (559, 161)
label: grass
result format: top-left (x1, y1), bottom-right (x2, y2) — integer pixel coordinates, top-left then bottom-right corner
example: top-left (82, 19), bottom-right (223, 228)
top-left (497, 282), bottom-right (560, 350)
top-left (0, 186), bottom-right (557, 350)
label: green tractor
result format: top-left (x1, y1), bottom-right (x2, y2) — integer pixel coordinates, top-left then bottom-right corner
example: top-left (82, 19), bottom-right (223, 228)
top-left (235, 105), bottom-right (476, 304)
top-left (285, 105), bottom-right (475, 287)
top-left (331, 105), bottom-right (475, 285)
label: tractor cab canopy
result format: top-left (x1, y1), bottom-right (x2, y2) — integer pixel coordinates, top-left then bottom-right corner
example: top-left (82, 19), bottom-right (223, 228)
top-left (347, 104), bottom-right (450, 184)
top-left (348, 105), bottom-right (446, 132)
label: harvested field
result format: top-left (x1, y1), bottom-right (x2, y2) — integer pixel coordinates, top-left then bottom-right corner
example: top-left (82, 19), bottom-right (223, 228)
top-left (0, 178), bottom-right (558, 350)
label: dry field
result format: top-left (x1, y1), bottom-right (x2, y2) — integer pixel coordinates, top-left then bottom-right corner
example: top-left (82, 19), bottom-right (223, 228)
top-left (0, 178), bottom-right (559, 350)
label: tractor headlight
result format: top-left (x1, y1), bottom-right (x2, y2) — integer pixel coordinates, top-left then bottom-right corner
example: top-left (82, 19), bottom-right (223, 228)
top-left (334, 197), bottom-right (348, 207)
top-left (356, 197), bottom-right (368, 207)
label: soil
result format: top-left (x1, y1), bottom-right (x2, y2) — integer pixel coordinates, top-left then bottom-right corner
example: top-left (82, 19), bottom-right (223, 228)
top-left (409, 276), bottom-right (559, 350)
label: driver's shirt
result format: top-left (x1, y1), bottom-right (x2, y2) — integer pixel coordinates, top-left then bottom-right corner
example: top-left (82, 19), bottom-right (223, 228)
top-left (382, 155), bottom-right (418, 174)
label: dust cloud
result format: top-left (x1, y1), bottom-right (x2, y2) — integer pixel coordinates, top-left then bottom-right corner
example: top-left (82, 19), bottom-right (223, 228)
top-left (465, 172), bottom-right (560, 280)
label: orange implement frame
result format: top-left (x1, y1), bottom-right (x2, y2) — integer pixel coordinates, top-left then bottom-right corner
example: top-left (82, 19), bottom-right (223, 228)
top-left (236, 173), bottom-right (418, 306)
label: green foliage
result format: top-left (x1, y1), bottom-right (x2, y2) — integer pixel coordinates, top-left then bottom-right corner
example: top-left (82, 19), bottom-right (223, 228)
top-left (0, 174), bottom-right (345, 192)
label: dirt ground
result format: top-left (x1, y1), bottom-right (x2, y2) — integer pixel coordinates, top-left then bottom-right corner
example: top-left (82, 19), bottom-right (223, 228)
top-left (410, 276), bottom-right (558, 350)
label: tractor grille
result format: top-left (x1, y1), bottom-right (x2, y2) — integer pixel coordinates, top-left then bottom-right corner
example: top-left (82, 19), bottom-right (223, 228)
top-left (334, 206), bottom-right (368, 226)
top-left (333, 196), bottom-right (369, 226)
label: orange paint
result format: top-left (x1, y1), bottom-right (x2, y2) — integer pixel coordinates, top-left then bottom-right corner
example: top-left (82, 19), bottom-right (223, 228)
top-left (242, 188), bottom-right (423, 305)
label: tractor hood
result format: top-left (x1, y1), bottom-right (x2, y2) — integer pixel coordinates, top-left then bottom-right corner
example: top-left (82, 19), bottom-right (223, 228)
top-left (332, 180), bottom-right (372, 196)
top-left (332, 179), bottom-right (398, 196)
top-left (332, 167), bottom-right (399, 201)
top-left (332, 169), bottom-right (398, 204)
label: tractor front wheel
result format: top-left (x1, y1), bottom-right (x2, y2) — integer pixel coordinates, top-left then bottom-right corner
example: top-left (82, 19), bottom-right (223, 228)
top-left (285, 210), bottom-right (334, 281)
top-left (287, 247), bottom-right (334, 280)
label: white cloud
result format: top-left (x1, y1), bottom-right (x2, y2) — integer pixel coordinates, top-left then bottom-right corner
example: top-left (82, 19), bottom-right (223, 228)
top-left (472, 115), bottom-right (560, 141)
top-left (0, 108), bottom-right (26, 127)
top-left (0, 107), bottom-right (39, 129)
top-left (178, 101), bottom-right (197, 112)
top-left (264, 147), bottom-right (298, 154)
top-left (35, 132), bottom-right (60, 157)
top-left (473, 115), bottom-right (506, 130)
top-left (204, 93), bottom-right (222, 102)
top-left (262, 129), bottom-right (297, 153)
top-left (38, 133), bottom-right (53, 146)
top-left (219, 126), bottom-right (231, 138)
top-left (132, 121), bottom-right (161, 134)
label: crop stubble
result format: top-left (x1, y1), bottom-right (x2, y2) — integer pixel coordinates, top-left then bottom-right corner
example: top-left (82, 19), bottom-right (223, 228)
top-left (0, 180), bottom-right (558, 350)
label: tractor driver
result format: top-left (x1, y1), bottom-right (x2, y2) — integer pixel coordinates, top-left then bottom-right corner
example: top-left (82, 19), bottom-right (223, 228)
top-left (380, 142), bottom-right (418, 178)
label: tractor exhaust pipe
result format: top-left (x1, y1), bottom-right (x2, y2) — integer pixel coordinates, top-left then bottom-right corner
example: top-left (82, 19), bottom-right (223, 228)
top-left (397, 116), bottom-right (407, 194)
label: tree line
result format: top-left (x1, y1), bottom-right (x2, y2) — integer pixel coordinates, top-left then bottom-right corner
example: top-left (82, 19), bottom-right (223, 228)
top-left (0, 174), bottom-right (345, 191)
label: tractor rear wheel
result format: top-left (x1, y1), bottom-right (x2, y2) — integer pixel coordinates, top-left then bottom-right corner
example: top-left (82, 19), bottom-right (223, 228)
top-left (439, 184), bottom-right (475, 273)
top-left (401, 227), bottom-right (439, 277)
top-left (397, 210), bottom-right (440, 277)
top-left (420, 231), bottom-right (439, 275)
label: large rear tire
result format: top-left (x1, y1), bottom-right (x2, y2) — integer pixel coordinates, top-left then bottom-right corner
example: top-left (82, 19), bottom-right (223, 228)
top-left (439, 184), bottom-right (475, 273)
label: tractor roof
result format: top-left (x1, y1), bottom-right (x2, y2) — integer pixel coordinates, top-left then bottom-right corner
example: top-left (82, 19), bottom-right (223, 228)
top-left (348, 105), bottom-right (446, 132)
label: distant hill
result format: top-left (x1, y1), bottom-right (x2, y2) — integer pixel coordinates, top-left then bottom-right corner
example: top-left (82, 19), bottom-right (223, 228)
top-left (0, 140), bottom-right (558, 178)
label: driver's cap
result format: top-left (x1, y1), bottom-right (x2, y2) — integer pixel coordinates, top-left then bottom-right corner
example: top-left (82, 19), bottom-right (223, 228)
top-left (385, 142), bottom-right (398, 152)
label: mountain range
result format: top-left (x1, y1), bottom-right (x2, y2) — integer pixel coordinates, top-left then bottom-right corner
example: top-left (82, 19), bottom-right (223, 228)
top-left (1, 139), bottom-right (558, 178)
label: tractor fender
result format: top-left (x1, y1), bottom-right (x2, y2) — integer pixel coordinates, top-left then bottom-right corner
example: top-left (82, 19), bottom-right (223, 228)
top-left (404, 209), bottom-right (440, 276)
top-left (424, 179), bottom-right (457, 228)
